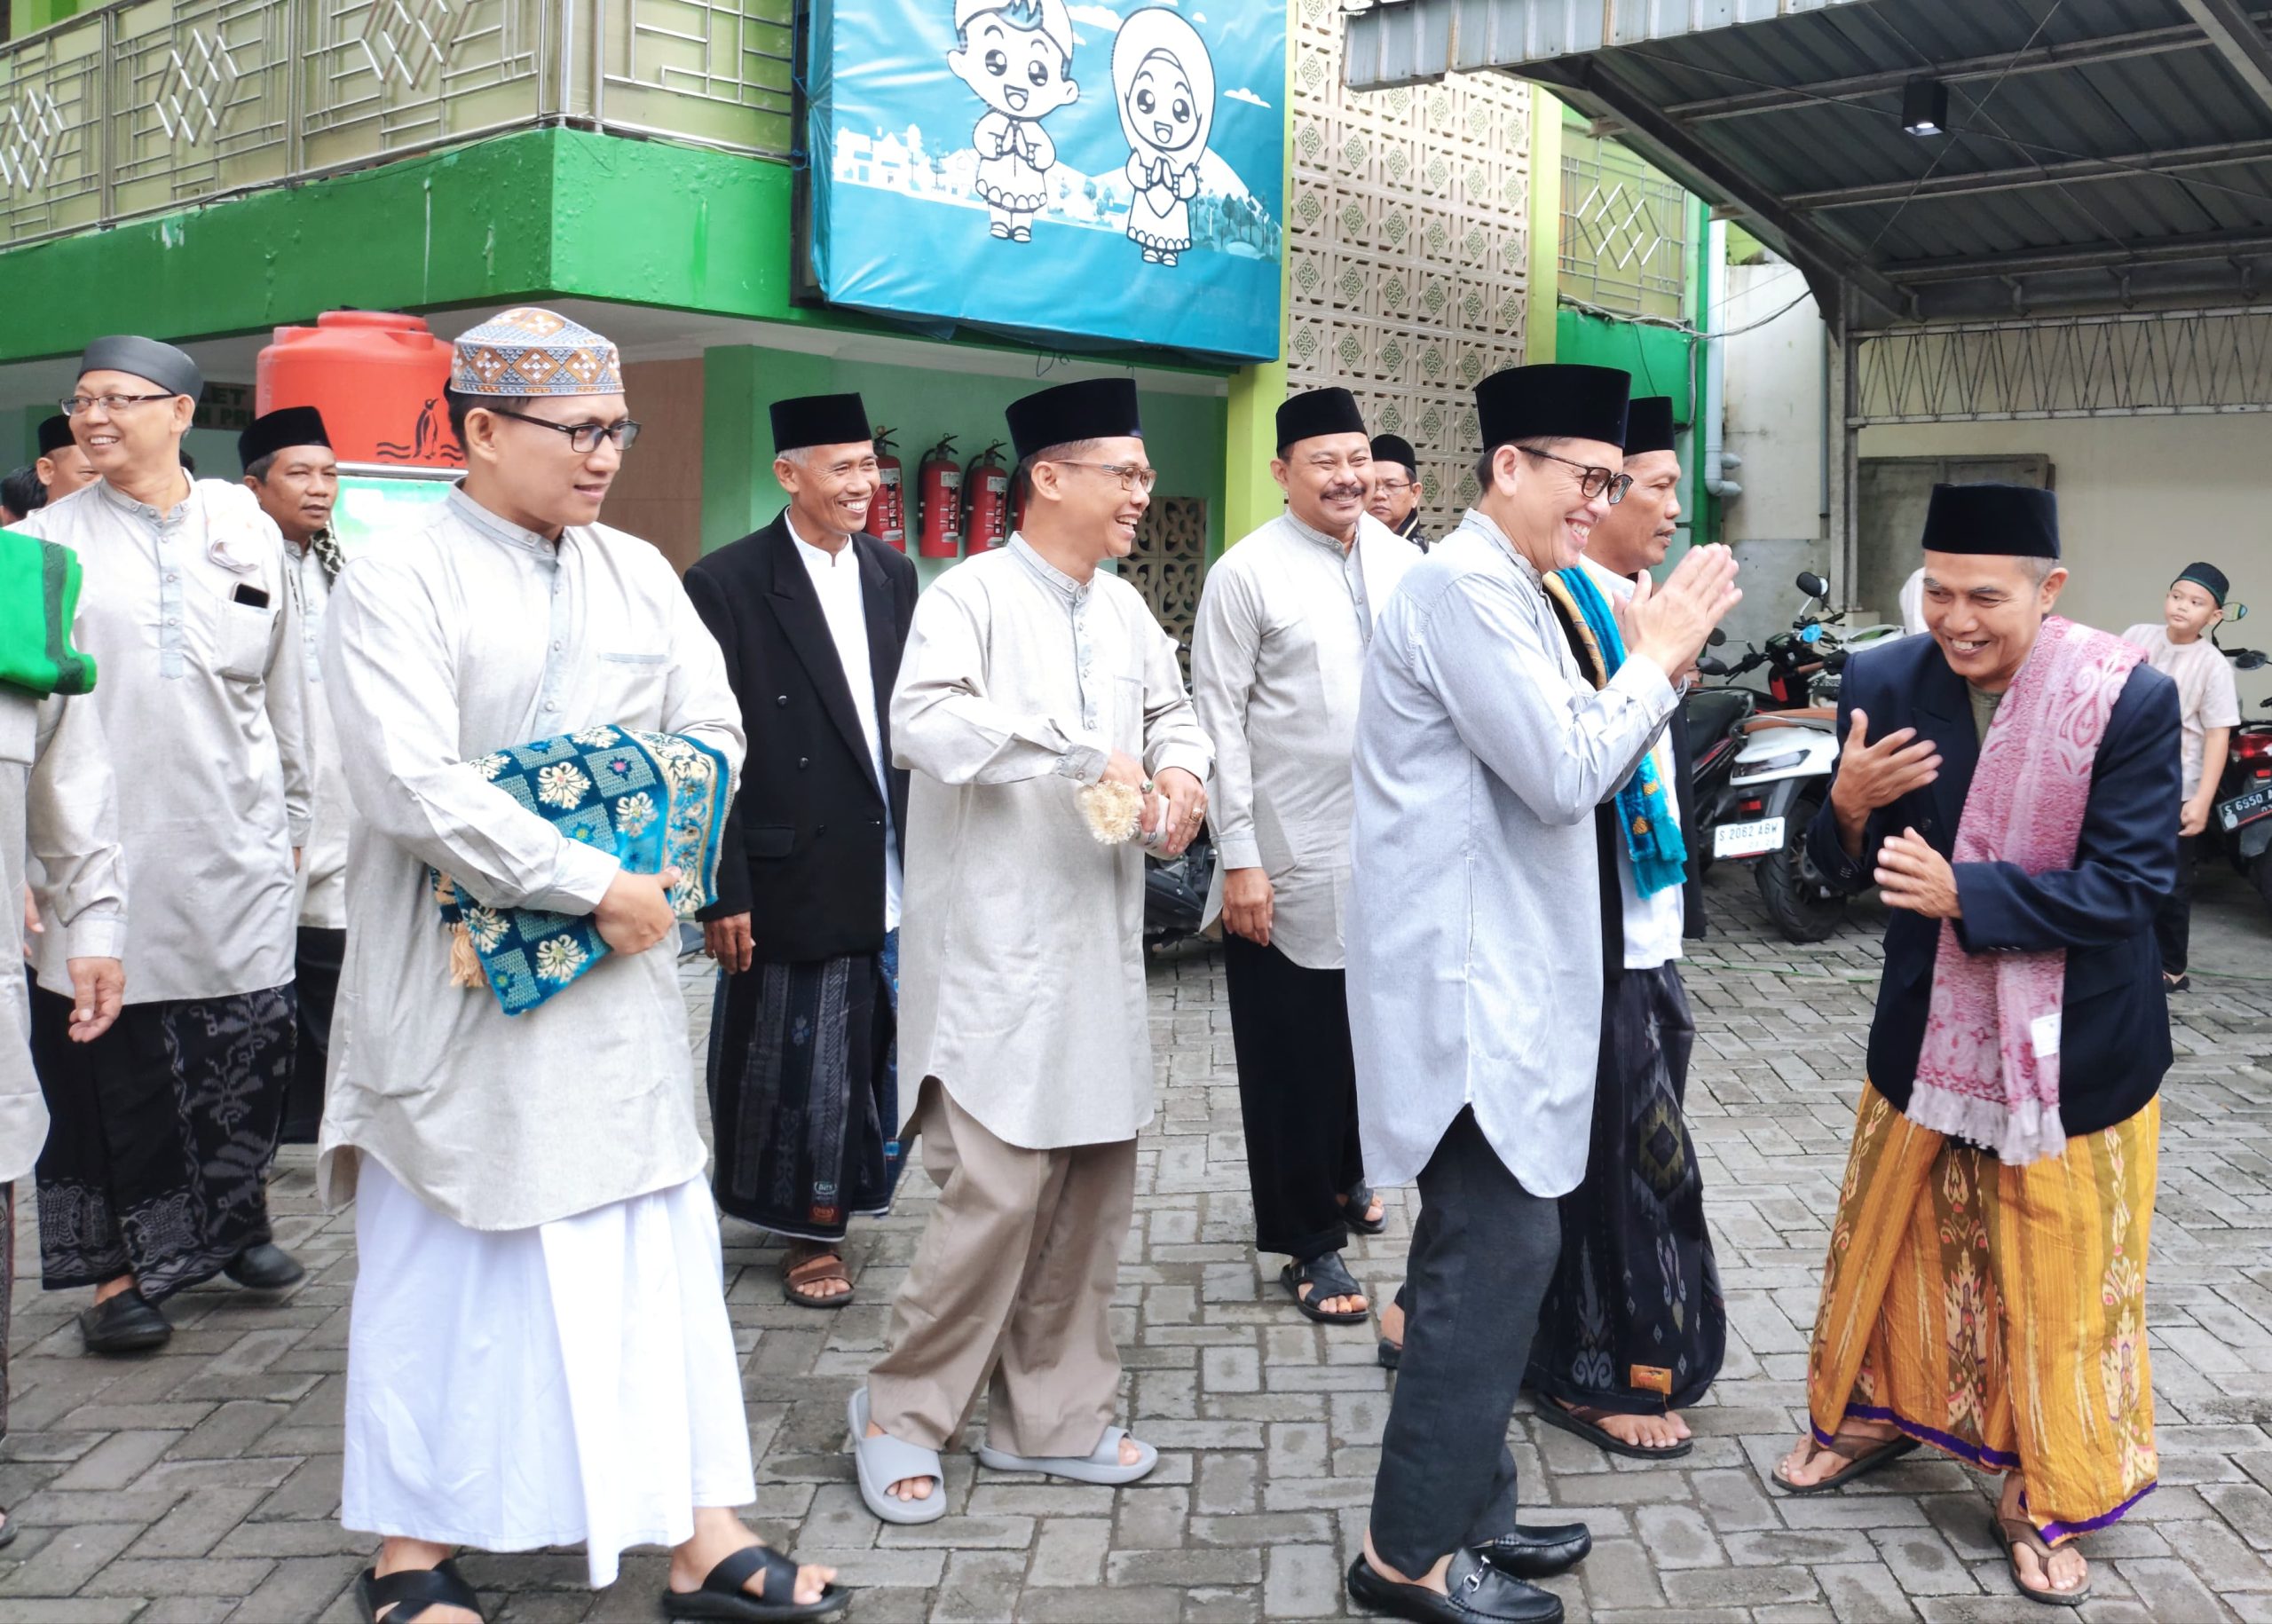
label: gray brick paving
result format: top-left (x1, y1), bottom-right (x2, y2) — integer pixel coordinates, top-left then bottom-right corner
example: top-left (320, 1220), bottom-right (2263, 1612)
top-left (4, 863), bottom-right (2270, 1622)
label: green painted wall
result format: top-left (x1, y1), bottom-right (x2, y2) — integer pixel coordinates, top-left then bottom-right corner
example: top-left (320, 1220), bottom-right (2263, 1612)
top-left (1555, 305), bottom-right (1706, 560)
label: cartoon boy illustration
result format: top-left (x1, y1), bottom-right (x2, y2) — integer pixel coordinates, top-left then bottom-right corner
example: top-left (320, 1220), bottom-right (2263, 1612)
top-left (948, 0), bottom-right (1079, 244)
top-left (1112, 7), bottom-right (1215, 266)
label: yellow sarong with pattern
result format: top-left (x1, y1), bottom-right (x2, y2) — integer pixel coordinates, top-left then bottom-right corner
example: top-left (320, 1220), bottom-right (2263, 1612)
top-left (1803, 1084), bottom-right (2158, 1541)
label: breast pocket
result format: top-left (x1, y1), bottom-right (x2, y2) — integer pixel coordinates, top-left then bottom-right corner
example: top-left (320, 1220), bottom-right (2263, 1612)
top-left (598, 650), bottom-right (670, 726)
top-left (216, 601), bottom-right (276, 682)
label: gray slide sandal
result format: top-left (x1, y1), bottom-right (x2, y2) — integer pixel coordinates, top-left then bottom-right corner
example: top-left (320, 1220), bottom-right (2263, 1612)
top-left (975, 1426), bottom-right (1159, 1486)
top-left (847, 1386), bottom-right (948, 1525)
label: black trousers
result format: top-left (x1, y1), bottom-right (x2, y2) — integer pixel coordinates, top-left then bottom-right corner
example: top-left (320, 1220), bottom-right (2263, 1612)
top-left (281, 926), bottom-right (344, 1146)
top-left (2155, 834), bottom-right (2198, 977)
top-left (1223, 934), bottom-right (1364, 1262)
top-left (1370, 1108), bottom-right (1562, 1578)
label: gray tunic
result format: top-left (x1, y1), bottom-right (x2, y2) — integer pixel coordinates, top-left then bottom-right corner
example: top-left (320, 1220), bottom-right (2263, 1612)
top-left (1346, 511), bottom-right (1676, 1195)
top-left (890, 538), bottom-right (1212, 1150)
top-left (317, 490), bottom-right (745, 1230)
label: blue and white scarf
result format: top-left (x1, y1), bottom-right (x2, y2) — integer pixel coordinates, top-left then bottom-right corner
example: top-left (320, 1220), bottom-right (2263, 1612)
top-left (1546, 565), bottom-right (1689, 897)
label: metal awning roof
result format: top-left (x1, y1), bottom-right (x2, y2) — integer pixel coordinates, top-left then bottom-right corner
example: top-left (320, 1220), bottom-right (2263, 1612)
top-left (1344, 0), bottom-right (2272, 328)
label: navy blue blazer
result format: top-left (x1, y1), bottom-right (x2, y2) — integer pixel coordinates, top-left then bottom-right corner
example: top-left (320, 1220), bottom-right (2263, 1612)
top-left (1803, 630), bottom-right (2181, 1138)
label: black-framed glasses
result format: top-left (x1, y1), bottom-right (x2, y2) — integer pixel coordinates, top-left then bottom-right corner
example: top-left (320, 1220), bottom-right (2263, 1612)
top-left (1052, 460), bottom-right (1158, 493)
top-left (1521, 445), bottom-right (1631, 505)
top-left (61, 392), bottom-right (176, 415)
top-left (484, 406), bottom-right (642, 453)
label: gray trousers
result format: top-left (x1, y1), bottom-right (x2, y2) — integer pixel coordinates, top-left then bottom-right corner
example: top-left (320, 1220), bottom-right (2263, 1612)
top-left (1369, 1108), bottom-right (1563, 1577)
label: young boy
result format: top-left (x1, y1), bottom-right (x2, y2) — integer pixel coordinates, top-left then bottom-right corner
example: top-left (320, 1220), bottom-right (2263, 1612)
top-left (2124, 562), bottom-right (2242, 990)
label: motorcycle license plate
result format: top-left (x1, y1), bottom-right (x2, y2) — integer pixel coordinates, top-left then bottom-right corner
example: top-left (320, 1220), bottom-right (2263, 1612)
top-left (1714, 816), bottom-right (1787, 860)
top-left (2220, 785), bottom-right (2272, 832)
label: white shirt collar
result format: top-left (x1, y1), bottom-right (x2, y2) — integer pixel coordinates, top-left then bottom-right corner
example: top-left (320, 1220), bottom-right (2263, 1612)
top-left (1284, 508), bottom-right (1358, 556)
top-left (1010, 532), bottom-right (1090, 603)
top-left (785, 507), bottom-right (861, 569)
top-left (1578, 552), bottom-right (1642, 603)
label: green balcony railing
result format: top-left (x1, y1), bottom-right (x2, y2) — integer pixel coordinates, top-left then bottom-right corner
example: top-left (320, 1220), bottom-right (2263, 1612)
top-left (0, 0), bottom-right (793, 248)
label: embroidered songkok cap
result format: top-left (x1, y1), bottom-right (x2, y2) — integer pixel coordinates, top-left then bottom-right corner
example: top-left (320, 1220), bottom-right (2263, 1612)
top-left (1006, 377), bottom-right (1143, 464)
top-left (1369, 434), bottom-right (1417, 472)
top-left (451, 307), bottom-right (624, 398)
top-left (1921, 484), bottom-right (2060, 560)
top-left (1274, 388), bottom-right (1369, 454)
top-left (771, 393), bottom-right (874, 455)
top-left (1623, 397), bottom-right (1677, 457)
top-left (1474, 364), bottom-right (1631, 453)
top-left (239, 406), bottom-right (331, 473)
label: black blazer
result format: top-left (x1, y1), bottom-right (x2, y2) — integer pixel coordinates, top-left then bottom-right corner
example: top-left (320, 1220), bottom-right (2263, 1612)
top-left (682, 512), bottom-right (918, 964)
top-left (1804, 632), bottom-right (2181, 1137)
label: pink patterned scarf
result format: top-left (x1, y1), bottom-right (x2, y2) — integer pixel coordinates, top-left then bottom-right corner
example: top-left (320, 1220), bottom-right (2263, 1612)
top-left (1905, 616), bottom-right (2142, 1165)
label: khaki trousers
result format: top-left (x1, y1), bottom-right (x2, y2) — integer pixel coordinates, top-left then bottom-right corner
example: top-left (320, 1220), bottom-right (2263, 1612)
top-left (867, 1078), bottom-right (1137, 1459)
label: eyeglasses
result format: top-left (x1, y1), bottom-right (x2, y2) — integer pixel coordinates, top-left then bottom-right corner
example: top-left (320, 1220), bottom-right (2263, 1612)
top-left (1372, 478), bottom-right (1414, 495)
top-left (1521, 446), bottom-right (1631, 505)
top-left (484, 406), bottom-right (642, 453)
top-left (1052, 460), bottom-right (1158, 494)
top-left (60, 392), bottom-right (177, 415)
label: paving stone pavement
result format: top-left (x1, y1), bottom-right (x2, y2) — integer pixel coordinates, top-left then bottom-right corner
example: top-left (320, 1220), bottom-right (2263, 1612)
top-left (4, 863), bottom-right (2271, 1623)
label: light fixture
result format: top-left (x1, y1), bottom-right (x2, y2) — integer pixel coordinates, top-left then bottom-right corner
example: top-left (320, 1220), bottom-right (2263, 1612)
top-left (1902, 76), bottom-right (1947, 138)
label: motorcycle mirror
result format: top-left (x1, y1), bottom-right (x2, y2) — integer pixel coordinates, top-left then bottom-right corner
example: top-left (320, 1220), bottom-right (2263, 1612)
top-left (1795, 571), bottom-right (1830, 601)
top-left (2235, 602), bottom-right (2251, 622)
top-left (1696, 655), bottom-right (1729, 676)
top-left (1708, 629), bottom-right (1727, 647)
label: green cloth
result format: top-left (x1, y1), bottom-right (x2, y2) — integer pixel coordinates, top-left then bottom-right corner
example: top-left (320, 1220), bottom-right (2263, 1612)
top-left (0, 529), bottom-right (95, 698)
top-left (1968, 682), bottom-right (2005, 744)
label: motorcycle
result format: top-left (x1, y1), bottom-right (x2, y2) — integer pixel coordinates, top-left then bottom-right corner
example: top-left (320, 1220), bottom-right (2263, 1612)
top-left (2214, 649), bottom-right (2272, 909)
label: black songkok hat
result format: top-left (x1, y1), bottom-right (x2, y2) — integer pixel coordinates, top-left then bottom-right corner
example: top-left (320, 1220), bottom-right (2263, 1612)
top-left (1370, 433), bottom-right (1417, 472)
top-left (770, 393), bottom-right (873, 455)
top-left (1006, 377), bottom-right (1143, 465)
top-left (1474, 364), bottom-right (1630, 453)
top-left (79, 335), bottom-right (202, 401)
top-left (2176, 562), bottom-right (2230, 607)
top-left (1274, 387), bottom-right (1368, 453)
top-left (1920, 484), bottom-right (2060, 560)
top-left (36, 415), bottom-right (73, 456)
top-left (238, 406), bottom-right (331, 473)
top-left (1623, 397), bottom-right (1677, 457)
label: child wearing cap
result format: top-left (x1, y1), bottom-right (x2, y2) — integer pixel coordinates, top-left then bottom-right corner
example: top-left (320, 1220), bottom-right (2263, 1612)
top-left (2124, 562), bottom-right (2242, 990)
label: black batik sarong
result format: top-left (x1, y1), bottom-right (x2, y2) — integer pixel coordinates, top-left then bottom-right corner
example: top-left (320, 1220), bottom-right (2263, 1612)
top-left (706, 932), bottom-right (902, 1242)
top-left (28, 983), bottom-right (294, 1303)
top-left (1526, 963), bottom-right (1724, 1414)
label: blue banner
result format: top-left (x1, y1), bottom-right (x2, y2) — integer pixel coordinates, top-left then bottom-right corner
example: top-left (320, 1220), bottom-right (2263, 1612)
top-left (808, 0), bottom-right (1285, 361)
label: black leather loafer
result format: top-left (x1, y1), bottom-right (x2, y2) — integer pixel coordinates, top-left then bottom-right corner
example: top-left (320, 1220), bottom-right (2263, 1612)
top-left (225, 1242), bottom-right (306, 1291)
top-left (1477, 1523), bottom-right (1592, 1581)
top-left (79, 1288), bottom-right (171, 1354)
top-left (1347, 1549), bottom-right (1564, 1622)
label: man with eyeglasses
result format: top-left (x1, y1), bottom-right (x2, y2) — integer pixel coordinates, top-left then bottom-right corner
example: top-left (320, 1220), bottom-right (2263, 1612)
top-left (14, 335), bottom-right (314, 1356)
top-left (1369, 432), bottom-right (1428, 551)
top-left (1192, 387), bottom-right (1415, 1333)
top-left (319, 307), bottom-right (844, 1622)
top-left (851, 376), bottom-right (1211, 1525)
top-left (1344, 364), bottom-right (1740, 1623)
top-left (681, 393), bottom-right (918, 1310)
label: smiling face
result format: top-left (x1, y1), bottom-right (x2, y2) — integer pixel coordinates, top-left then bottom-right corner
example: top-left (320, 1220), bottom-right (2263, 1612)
top-left (1478, 437), bottom-right (1621, 575)
top-left (1921, 550), bottom-right (2068, 692)
top-left (1273, 432), bottom-right (1372, 541)
top-left (1126, 51), bottom-right (1201, 154)
top-left (69, 368), bottom-right (194, 485)
top-left (1030, 435), bottom-right (1151, 564)
top-left (779, 441), bottom-right (881, 540)
top-left (462, 392), bottom-right (628, 538)
top-left (36, 441), bottom-right (98, 501)
top-left (950, 13), bottom-right (1077, 119)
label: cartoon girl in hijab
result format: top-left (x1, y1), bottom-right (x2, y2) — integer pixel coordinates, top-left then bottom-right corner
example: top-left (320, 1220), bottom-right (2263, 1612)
top-left (948, 0), bottom-right (1080, 244)
top-left (1112, 7), bottom-right (1215, 266)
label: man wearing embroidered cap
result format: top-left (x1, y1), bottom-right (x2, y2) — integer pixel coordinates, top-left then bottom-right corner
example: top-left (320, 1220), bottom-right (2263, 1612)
top-left (849, 375), bottom-right (1212, 1525)
top-left (13, 335), bottom-right (315, 1355)
top-left (1368, 432), bottom-right (1427, 549)
top-left (240, 406), bottom-right (345, 1143)
top-left (320, 306), bottom-right (841, 1622)
top-left (1345, 364), bottom-right (1740, 1622)
top-left (1774, 485), bottom-right (2178, 1608)
top-left (1192, 386), bottom-right (1415, 1329)
top-left (34, 414), bottom-right (97, 506)
top-left (682, 393), bottom-right (917, 1307)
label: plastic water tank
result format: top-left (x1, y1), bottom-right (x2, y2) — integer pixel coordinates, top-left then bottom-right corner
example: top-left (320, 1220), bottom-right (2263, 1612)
top-left (256, 310), bottom-right (463, 469)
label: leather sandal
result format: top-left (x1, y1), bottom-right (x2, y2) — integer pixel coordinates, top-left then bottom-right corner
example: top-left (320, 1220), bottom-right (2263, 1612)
top-left (1340, 1180), bottom-right (1389, 1235)
top-left (1771, 1425), bottom-right (1918, 1495)
top-left (1992, 1512), bottom-right (2092, 1608)
top-left (661, 1543), bottom-right (848, 1620)
top-left (356, 1557), bottom-right (483, 1622)
top-left (1530, 1398), bottom-right (1692, 1461)
top-left (1282, 1252), bottom-right (1369, 1324)
top-left (778, 1250), bottom-right (853, 1309)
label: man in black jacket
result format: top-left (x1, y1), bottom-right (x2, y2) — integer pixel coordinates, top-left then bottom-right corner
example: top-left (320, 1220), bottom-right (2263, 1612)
top-left (683, 393), bottom-right (918, 1307)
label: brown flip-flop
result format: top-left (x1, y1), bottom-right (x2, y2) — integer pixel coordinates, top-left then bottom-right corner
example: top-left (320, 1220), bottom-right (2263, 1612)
top-left (779, 1250), bottom-right (854, 1310)
top-left (1771, 1425), bottom-right (1918, 1495)
top-left (1991, 1512), bottom-right (2092, 1607)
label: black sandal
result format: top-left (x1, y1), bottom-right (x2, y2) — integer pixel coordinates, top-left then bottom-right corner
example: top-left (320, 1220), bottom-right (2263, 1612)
top-left (1530, 1398), bottom-right (1692, 1460)
top-left (1340, 1181), bottom-right (1388, 1236)
top-left (1281, 1253), bottom-right (1369, 1324)
top-left (357, 1558), bottom-right (483, 1622)
top-left (1770, 1426), bottom-right (1918, 1495)
top-left (662, 1544), bottom-right (849, 1620)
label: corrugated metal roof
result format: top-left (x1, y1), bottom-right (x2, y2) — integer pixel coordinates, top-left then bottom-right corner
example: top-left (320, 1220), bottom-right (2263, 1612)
top-left (1344, 0), bottom-right (2272, 325)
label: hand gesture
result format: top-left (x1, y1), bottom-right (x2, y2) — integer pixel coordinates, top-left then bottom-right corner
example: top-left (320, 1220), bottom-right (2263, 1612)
top-left (1829, 709), bottom-right (1941, 857)
top-left (596, 865), bottom-right (683, 956)
top-left (704, 911), bottom-right (755, 975)
top-left (65, 956), bottom-right (124, 1044)
top-left (1222, 867), bottom-right (1273, 946)
top-left (1874, 829), bottom-right (1960, 919)
top-left (1624, 545), bottom-right (1741, 680)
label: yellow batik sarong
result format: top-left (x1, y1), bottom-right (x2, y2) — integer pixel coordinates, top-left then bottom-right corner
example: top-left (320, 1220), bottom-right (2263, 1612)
top-left (1804, 1084), bottom-right (2158, 1542)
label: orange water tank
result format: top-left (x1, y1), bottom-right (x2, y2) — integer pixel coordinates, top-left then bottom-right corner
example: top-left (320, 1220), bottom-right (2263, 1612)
top-left (256, 310), bottom-right (463, 469)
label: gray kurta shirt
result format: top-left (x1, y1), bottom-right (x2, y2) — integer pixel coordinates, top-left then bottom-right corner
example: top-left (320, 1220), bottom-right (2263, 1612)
top-left (1191, 510), bottom-right (1416, 970)
top-left (2, 680), bottom-right (126, 1184)
top-left (285, 536), bottom-right (349, 930)
top-left (1347, 511), bottom-right (1676, 1195)
top-left (317, 489), bottom-right (745, 1230)
top-left (891, 536), bottom-right (1212, 1150)
top-left (15, 479), bottom-right (312, 1004)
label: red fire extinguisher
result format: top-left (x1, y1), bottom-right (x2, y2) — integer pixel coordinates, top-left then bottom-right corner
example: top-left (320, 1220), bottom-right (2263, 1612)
top-left (917, 436), bottom-right (963, 559)
top-left (964, 441), bottom-right (1010, 554)
top-left (864, 428), bottom-right (907, 552)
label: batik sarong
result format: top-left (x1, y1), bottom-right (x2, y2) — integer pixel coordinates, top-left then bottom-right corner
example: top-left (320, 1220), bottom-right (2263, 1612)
top-left (1526, 963), bottom-right (1724, 1413)
top-left (706, 932), bottom-right (902, 1242)
top-left (28, 983), bottom-right (294, 1302)
top-left (1805, 1083), bottom-right (2158, 1541)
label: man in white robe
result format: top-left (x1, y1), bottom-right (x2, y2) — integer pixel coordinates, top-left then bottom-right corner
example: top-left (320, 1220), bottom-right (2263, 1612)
top-left (320, 307), bottom-right (840, 1623)
top-left (850, 376), bottom-right (1212, 1525)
